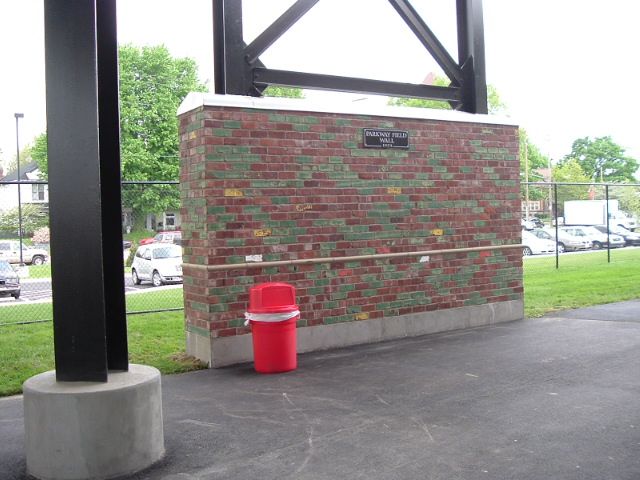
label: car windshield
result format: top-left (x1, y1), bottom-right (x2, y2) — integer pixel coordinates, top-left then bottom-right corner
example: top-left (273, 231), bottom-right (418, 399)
top-left (152, 245), bottom-right (181, 259)
top-left (0, 261), bottom-right (14, 273)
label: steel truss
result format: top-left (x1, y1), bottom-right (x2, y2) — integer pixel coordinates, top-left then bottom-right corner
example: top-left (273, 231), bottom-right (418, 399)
top-left (213, 0), bottom-right (488, 113)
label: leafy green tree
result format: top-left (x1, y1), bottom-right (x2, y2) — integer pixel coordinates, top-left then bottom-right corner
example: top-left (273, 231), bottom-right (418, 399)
top-left (560, 136), bottom-right (638, 183)
top-left (519, 129), bottom-right (550, 201)
top-left (119, 44), bottom-right (206, 224)
top-left (0, 204), bottom-right (48, 236)
top-left (263, 86), bottom-right (304, 98)
top-left (28, 133), bottom-right (48, 177)
top-left (552, 158), bottom-right (592, 215)
top-left (612, 186), bottom-right (640, 221)
top-left (388, 75), bottom-right (506, 114)
top-left (30, 44), bottom-right (206, 225)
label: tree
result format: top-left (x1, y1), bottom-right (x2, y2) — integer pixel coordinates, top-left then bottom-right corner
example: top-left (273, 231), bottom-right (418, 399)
top-left (0, 204), bottom-right (48, 236)
top-left (560, 136), bottom-right (638, 183)
top-left (28, 133), bottom-right (48, 177)
top-left (263, 86), bottom-right (304, 98)
top-left (30, 44), bottom-right (206, 225)
top-left (552, 158), bottom-right (592, 215)
top-left (519, 129), bottom-right (550, 202)
top-left (388, 75), bottom-right (506, 114)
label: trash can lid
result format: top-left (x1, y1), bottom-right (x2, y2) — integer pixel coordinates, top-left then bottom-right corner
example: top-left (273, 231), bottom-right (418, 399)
top-left (247, 282), bottom-right (299, 314)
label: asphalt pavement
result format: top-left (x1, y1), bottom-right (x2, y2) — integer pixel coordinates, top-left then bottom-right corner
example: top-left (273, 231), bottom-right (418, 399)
top-left (1, 301), bottom-right (639, 480)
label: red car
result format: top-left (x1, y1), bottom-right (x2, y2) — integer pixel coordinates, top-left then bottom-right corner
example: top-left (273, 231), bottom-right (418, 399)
top-left (139, 231), bottom-right (182, 246)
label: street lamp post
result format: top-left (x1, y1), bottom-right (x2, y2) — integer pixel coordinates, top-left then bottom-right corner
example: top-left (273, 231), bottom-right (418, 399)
top-left (15, 113), bottom-right (24, 266)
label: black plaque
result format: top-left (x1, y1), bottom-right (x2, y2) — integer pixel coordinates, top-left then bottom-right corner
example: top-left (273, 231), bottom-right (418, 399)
top-left (363, 128), bottom-right (409, 149)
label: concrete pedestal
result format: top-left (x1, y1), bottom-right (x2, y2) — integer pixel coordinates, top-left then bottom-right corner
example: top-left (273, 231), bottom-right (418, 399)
top-left (23, 364), bottom-right (164, 480)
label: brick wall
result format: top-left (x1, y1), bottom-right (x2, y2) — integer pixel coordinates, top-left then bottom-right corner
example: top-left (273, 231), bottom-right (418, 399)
top-left (179, 98), bottom-right (522, 361)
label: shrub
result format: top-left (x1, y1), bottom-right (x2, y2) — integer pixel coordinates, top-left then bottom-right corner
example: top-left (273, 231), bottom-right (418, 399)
top-left (31, 227), bottom-right (50, 244)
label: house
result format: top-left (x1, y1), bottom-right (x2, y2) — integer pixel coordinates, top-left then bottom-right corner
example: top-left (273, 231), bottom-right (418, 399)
top-left (0, 162), bottom-right (49, 214)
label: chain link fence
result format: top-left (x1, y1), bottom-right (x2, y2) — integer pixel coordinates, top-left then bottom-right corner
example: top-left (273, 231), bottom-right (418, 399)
top-left (522, 182), bottom-right (640, 269)
top-left (0, 179), bottom-right (183, 326)
top-left (3, 177), bottom-right (640, 326)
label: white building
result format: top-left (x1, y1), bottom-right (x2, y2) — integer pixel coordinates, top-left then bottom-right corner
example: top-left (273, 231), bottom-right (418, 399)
top-left (0, 162), bottom-right (48, 214)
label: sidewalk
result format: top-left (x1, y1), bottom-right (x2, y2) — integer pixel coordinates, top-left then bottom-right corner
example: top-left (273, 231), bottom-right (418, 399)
top-left (2, 301), bottom-right (640, 479)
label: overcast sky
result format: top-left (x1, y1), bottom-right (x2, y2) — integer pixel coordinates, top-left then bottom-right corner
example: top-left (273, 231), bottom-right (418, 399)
top-left (1, 0), bottom-right (639, 171)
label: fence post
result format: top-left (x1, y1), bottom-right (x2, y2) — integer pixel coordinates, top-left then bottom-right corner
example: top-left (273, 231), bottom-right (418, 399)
top-left (554, 183), bottom-right (559, 269)
top-left (605, 184), bottom-right (610, 263)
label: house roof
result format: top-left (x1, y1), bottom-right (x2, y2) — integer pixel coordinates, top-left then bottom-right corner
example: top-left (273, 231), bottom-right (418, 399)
top-left (1, 162), bottom-right (39, 182)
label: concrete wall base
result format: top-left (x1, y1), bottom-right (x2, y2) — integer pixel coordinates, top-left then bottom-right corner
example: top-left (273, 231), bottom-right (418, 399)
top-left (188, 299), bottom-right (524, 367)
top-left (23, 364), bottom-right (164, 480)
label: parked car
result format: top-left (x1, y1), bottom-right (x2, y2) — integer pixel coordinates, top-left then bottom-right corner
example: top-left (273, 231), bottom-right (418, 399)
top-left (522, 230), bottom-right (557, 256)
top-left (521, 219), bottom-right (536, 230)
top-left (0, 240), bottom-right (48, 265)
top-left (543, 227), bottom-right (592, 252)
top-left (592, 225), bottom-right (640, 246)
top-left (528, 228), bottom-right (565, 253)
top-left (139, 230), bottom-right (182, 246)
top-left (561, 226), bottom-right (625, 249)
top-left (131, 243), bottom-right (183, 287)
top-left (0, 259), bottom-right (20, 300)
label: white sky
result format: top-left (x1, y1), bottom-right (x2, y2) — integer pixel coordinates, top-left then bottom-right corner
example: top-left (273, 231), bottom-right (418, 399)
top-left (1, 0), bottom-right (639, 171)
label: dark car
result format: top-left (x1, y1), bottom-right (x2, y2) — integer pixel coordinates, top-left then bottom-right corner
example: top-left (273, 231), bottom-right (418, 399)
top-left (593, 225), bottom-right (640, 246)
top-left (0, 260), bottom-right (20, 300)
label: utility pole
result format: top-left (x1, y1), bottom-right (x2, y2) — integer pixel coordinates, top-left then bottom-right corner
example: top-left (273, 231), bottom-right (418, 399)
top-left (524, 140), bottom-right (529, 221)
top-left (14, 113), bottom-right (24, 266)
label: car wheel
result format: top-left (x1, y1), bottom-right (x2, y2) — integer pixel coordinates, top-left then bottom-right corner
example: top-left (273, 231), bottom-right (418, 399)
top-left (12, 292), bottom-right (20, 300)
top-left (132, 269), bottom-right (141, 285)
top-left (152, 270), bottom-right (163, 287)
top-left (592, 241), bottom-right (602, 250)
top-left (31, 255), bottom-right (45, 266)
top-left (557, 243), bottom-right (565, 254)
top-left (523, 247), bottom-right (532, 256)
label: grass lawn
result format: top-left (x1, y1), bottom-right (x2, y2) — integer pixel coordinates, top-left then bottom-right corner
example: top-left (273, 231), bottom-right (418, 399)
top-left (0, 311), bottom-right (205, 397)
top-left (524, 248), bottom-right (640, 317)
top-left (1, 248), bottom-right (639, 397)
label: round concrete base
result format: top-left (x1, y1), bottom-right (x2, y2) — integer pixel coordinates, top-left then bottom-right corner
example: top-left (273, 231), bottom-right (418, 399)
top-left (23, 364), bottom-right (164, 480)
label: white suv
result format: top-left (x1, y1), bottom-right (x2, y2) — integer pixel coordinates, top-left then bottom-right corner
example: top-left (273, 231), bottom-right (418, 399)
top-left (131, 243), bottom-right (183, 287)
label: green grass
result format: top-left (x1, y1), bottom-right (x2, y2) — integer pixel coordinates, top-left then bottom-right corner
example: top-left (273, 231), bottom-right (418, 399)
top-left (24, 264), bottom-right (51, 279)
top-left (524, 248), bottom-right (640, 317)
top-left (2, 248), bottom-right (639, 397)
top-left (0, 311), bottom-right (205, 397)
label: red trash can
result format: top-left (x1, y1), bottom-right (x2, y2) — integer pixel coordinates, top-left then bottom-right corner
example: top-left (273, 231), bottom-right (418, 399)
top-left (245, 282), bottom-right (299, 373)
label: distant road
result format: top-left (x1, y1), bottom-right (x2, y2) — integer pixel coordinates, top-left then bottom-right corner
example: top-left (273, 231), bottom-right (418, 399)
top-left (0, 275), bottom-right (181, 306)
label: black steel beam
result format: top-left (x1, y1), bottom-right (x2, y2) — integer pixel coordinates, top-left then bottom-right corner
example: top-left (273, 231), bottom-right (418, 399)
top-left (44, 0), bottom-right (109, 381)
top-left (388, 0), bottom-right (463, 85)
top-left (244, 0), bottom-right (320, 65)
top-left (96, 0), bottom-right (128, 371)
top-left (212, 0), bottom-right (226, 94)
top-left (456, 0), bottom-right (487, 113)
top-left (254, 68), bottom-right (461, 102)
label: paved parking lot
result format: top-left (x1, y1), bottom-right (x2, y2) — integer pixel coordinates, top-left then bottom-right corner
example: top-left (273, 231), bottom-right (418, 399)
top-left (1, 301), bottom-right (639, 479)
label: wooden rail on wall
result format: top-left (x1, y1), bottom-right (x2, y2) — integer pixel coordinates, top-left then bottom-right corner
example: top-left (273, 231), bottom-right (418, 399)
top-left (183, 244), bottom-right (525, 272)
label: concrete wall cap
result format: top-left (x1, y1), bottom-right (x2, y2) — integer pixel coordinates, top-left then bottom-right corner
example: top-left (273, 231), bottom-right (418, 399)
top-left (177, 92), bottom-right (518, 127)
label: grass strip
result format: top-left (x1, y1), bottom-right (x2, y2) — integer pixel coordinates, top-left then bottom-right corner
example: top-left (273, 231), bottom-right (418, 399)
top-left (0, 311), bottom-right (205, 397)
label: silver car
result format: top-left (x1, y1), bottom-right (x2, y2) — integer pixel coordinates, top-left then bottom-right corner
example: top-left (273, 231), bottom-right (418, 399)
top-left (561, 226), bottom-right (625, 250)
top-left (543, 227), bottom-right (592, 252)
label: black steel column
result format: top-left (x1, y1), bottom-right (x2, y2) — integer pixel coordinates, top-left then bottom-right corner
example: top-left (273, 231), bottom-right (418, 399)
top-left (97, 0), bottom-right (128, 370)
top-left (456, 0), bottom-right (488, 114)
top-left (44, 0), bottom-right (127, 381)
top-left (212, 0), bottom-right (226, 94)
top-left (213, 0), bottom-right (251, 95)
